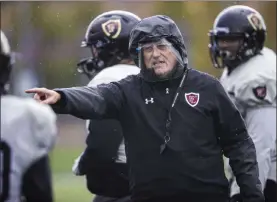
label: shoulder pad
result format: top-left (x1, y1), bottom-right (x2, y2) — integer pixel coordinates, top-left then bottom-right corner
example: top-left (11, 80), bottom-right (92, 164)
top-left (88, 65), bottom-right (139, 87)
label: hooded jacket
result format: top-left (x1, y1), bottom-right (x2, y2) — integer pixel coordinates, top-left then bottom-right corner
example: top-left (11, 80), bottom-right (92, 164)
top-left (52, 15), bottom-right (264, 202)
top-left (129, 15), bottom-right (188, 82)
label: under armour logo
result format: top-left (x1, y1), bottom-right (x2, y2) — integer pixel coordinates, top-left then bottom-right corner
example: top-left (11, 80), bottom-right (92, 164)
top-left (166, 88), bottom-right (169, 94)
top-left (145, 98), bottom-right (154, 104)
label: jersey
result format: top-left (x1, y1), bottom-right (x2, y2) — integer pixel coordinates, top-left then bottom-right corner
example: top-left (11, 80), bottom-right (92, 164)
top-left (72, 64), bottom-right (139, 197)
top-left (0, 95), bottom-right (57, 202)
top-left (220, 47), bottom-right (276, 195)
top-left (86, 64), bottom-right (140, 163)
top-left (73, 64), bottom-right (140, 173)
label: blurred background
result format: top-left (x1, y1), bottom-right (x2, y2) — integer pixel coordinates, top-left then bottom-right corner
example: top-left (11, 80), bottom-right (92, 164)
top-left (1, 1), bottom-right (276, 202)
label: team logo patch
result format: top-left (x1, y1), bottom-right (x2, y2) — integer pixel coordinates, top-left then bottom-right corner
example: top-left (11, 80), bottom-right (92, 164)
top-left (247, 13), bottom-right (263, 30)
top-left (101, 19), bottom-right (122, 39)
top-left (185, 93), bottom-right (200, 107)
top-left (253, 86), bottom-right (267, 100)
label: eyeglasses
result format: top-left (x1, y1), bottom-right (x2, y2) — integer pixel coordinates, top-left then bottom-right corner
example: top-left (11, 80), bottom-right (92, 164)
top-left (138, 39), bottom-right (172, 53)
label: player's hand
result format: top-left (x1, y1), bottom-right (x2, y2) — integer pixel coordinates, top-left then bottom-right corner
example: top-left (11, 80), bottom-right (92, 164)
top-left (25, 87), bottom-right (61, 104)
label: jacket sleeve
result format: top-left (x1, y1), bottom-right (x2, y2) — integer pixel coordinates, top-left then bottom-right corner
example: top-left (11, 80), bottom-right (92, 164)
top-left (51, 82), bottom-right (125, 120)
top-left (213, 79), bottom-right (264, 202)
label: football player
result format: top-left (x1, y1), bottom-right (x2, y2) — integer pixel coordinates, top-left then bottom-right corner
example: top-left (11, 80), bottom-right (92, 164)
top-left (0, 30), bottom-right (57, 202)
top-left (72, 10), bottom-right (140, 202)
top-left (208, 5), bottom-right (276, 202)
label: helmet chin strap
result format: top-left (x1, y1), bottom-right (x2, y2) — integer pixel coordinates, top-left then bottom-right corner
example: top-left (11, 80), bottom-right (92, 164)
top-left (221, 44), bottom-right (256, 72)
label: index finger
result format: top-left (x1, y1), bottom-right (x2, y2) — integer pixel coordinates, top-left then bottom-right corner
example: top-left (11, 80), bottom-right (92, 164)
top-left (25, 88), bottom-right (45, 94)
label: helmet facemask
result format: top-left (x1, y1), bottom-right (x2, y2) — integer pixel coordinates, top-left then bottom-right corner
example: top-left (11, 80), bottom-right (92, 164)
top-left (209, 29), bottom-right (263, 69)
top-left (77, 38), bottom-right (126, 79)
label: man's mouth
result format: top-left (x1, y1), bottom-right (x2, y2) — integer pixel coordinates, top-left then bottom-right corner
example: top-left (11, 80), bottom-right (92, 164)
top-left (152, 61), bottom-right (165, 67)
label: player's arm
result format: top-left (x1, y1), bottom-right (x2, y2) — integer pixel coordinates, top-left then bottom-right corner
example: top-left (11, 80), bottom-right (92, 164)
top-left (51, 82), bottom-right (125, 120)
top-left (213, 79), bottom-right (264, 202)
top-left (21, 155), bottom-right (53, 202)
top-left (235, 78), bottom-right (276, 190)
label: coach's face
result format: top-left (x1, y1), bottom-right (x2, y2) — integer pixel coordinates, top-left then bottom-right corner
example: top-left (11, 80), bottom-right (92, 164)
top-left (142, 39), bottom-right (177, 79)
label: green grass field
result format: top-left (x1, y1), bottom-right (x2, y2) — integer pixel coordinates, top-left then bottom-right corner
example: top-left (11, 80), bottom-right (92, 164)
top-left (50, 147), bottom-right (94, 202)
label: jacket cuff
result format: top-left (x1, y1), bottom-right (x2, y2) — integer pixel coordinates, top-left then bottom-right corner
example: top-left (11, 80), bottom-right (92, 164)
top-left (50, 89), bottom-right (68, 113)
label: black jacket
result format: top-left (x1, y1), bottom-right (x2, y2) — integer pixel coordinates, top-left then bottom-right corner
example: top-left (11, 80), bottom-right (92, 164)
top-left (52, 15), bottom-right (263, 202)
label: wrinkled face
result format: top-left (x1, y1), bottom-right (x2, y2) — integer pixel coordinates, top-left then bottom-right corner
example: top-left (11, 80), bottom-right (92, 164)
top-left (216, 36), bottom-right (244, 60)
top-left (142, 39), bottom-right (177, 78)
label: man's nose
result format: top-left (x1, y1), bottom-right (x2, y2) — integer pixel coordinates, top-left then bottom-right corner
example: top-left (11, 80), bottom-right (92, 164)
top-left (152, 45), bottom-right (161, 57)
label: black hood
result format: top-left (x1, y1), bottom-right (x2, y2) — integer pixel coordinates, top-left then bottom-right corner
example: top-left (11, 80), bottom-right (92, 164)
top-left (129, 15), bottom-right (188, 82)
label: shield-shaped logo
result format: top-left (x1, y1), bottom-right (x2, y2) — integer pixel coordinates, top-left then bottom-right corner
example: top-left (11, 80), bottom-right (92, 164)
top-left (101, 19), bottom-right (122, 39)
top-left (253, 86), bottom-right (267, 100)
top-left (185, 93), bottom-right (200, 107)
top-left (247, 13), bottom-right (263, 30)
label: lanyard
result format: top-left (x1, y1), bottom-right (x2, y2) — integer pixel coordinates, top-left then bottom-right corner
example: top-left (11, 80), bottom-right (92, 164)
top-left (160, 68), bottom-right (189, 154)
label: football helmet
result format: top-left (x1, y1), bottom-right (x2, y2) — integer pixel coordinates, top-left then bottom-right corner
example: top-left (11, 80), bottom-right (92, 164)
top-left (77, 10), bottom-right (141, 79)
top-left (208, 5), bottom-right (266, 69)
